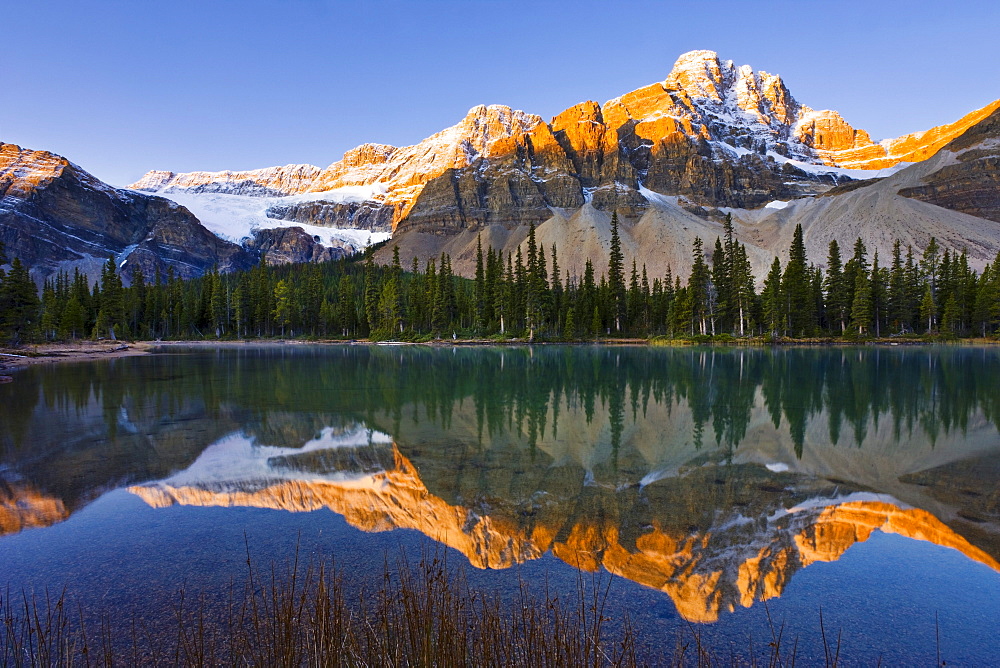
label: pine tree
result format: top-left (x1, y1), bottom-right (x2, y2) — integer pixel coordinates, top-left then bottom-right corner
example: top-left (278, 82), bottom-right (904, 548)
top-left (209, 269), bottom-right (228, 337)
top-left (688, 237), bottom-right (711, 335)
top-left (712, 230), bottom-right (736, 331)
top-left (563, 306), bottom-right (576, 341)
top-left (95, 256), bottom-right (125, 340)
top-left (731, 244), bottom-right (755, 336)
top-left (761, 257), bottom-right (783, 338)
top-left (942, 294), bottom-right (961, 334)
top-left (824, 240), bottom-right (847, 334)
top-left (1, 258), bottom-right (40, 345)
top-left (626, 259), bottom-right (642, 333)
top-left (850, 267), bottom-right (872, 335)
top-left (888, 240), bottom-right (908, 333)
top-left (61, 294), bottom-right (85, 340)
top-left (607, 212), bottom-right (626, 332)
top-left (363, 255), bottom-right (379, 334)
top-left (870, 250), bottom-right (885, 337)
top-left (524, 223), bottom-right (546, 340)
top-left (550, 244), bottom-right (563, 336)
top-left (39, 278), bottom-right (58, 341)
top-left (921, 237), bottom-right (940, 297)
top-left (273, 278), bottom-right (293, 337)
top-left (580, 259), bottom-right (596, 336)
top-left (920, 285), bottom-right (936, 333)
top-left (711, 234), bottom-right (731, 333)
top-left (781, 224), bottom-right (813, 336)
top-left (474, 236), bottom-right (486, 334)
top-left (377, 274), bottom-right (402, 336)
top-left (974, 252), bottom-right (1000, 336)
top-left (843, 237), bottom-right (868, 328)
top-left (337, 275), bottom-right (355, 337)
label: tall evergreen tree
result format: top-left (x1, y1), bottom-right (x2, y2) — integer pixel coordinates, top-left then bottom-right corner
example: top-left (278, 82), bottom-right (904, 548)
top-left (870, 250), bottom-right (885, 337)
top-left (95, 256), bottom-right (125, 340)
top-left (474, 236), bottom-right (486, 334)
top-left (850, 266), bottom-right (873, 335)
top-left (781, 224), bottom-right (813, 336)
top-left (273, 278), bottom-right (293, 337)
top-left (607, 212), bottom-right (626, 332)
top-left (731, 244), bottom-right (755, 336)
top-left (688, 237), bottom-right (712, 335)
top-left (762, 257), bottom-right (783, 337)
top-left (887, 240), bottom-right (909, 333)
top-left (824, 240), bottom-right (847, 333)
top-left (1, 258), bottom-right (40, 345)
top-left (842, 237), bottom-right (868, 328)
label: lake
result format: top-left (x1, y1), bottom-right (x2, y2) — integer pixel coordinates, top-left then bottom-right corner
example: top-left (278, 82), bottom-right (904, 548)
top-left (2, 344), bottom-right (999, 664)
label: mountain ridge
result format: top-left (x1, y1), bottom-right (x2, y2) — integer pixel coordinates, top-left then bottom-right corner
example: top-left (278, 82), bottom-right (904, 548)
top-left (5, 49), bottom-right (1000, 284)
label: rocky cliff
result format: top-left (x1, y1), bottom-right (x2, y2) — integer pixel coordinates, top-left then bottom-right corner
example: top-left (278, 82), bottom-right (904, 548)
top-left (898, 105), bottom-right (1000, 222)
top-left (84, 49), bottom-right (1000, 280)
top-left (133, 51), bottom-right (1000, 242)
top-left (0, 142), bottom-right (253, 282)
top-left (381, 92), bottom-right (1000, 282)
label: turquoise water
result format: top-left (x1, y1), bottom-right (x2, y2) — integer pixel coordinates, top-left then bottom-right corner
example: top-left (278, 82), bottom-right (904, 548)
top-left (2, 344), bottom-right (999, 664)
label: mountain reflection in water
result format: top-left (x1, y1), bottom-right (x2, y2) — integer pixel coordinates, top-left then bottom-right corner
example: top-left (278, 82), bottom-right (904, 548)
top-left (2, 344), bottom-right (1000, 624)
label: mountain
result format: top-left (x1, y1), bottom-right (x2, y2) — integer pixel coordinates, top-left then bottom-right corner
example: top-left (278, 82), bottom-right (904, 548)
top-left (6, 50), bottom-right (993, 284)
top-left (0, 142), bottom-right (254, 282)
top-left (130, 50), bottom-right (1000, 282)
top-left (0, 143), bottom-right (369, 282)
top-left (377, 77), bottom-right (1000, 282)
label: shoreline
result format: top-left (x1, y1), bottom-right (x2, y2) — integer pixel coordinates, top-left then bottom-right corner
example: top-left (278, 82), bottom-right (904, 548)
top-left (3, 335), bottom-right (998, 377)
top-left (0, 341), bottom-right (154, 376)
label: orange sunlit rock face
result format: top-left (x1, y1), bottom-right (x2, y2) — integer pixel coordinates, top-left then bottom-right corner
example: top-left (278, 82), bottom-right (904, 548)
top-left (127, 49), bottom-right (1000, 236)
top-left (804, 99), bottom-right (1000, 169)
top-left (0, 483), bottom-right (69, 535)
top-left (0, 143), bottom-right (69, 199)
top-left (127, 443), bottom-right (1000, 624)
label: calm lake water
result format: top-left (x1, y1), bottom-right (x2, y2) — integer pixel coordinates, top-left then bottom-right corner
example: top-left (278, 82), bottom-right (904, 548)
top-left (2, 344), bottom-right (1000, 664)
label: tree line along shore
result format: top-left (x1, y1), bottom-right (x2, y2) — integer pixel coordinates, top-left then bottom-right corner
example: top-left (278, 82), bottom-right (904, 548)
top-left (2, 214), bottom-right (1000, 347)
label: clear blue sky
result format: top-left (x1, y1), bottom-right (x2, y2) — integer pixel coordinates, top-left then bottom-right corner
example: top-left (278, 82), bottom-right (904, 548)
top-left (4, 0), bottom-right (999, 186)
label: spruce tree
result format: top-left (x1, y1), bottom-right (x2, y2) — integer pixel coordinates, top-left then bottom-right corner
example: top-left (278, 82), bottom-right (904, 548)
top-left (843, 237), bottom-right (868, 327)
top-left (781, 224), bottom-right (813, 336)
top-left (2, 258), bottom-right (40, 345)
top-left (474, 236), bottom-right (486, 334)
top-left (921, 237), bottom-right (940, 296)
top-left (607, 212), bottom-right (626, 332)
top-left (824, 240), bottom-right (847, 334)
top-left (920, 285), bottom-right (936, 333)
top-left (363, 255), bottom-right (379, 334)
top-left (688, 237), bottom-right (711, 335)
top-left (550, 244), bottom-right (562, 336)
top-left (96, 256), bottom-right (125, 340)
top-left (850, 268), bottom-right (873, 335)
top-left (870, 250), bottom-right (885, 337)
top-left (711, 235), bottom-right (731, 332)
top-left (731, 244), bottom-right (755, 336)
top-left (273, 279), bottom-right (293, 337)
top-left (888, 240), bottom-right (908, 333)
top-left (761, 257), bottom-right (783, 338)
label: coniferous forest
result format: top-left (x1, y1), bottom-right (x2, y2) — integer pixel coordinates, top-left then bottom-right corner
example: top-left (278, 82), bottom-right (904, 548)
top-left (2, 213), bottom-right (1000, 345)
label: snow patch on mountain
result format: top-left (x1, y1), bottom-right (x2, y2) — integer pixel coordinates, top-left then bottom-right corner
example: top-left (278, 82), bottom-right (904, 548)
top-left (766, 152), bottom-right (910, 179)
top-left (140, 187), bottom-right (391, 249)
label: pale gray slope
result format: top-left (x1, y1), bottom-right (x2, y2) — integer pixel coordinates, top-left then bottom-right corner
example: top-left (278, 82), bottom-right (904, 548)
top-left (381, 141), bottom-right (1000, 281)
top-left (740, 148), bottom-right (1000, 270)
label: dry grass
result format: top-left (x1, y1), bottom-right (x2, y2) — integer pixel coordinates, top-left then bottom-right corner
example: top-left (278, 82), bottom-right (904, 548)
top-left (1, 545), bottom-right (862, 667)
